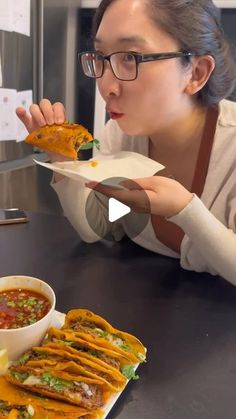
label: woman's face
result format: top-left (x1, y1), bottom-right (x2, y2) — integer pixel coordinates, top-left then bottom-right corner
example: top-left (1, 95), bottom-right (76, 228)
top-left (95, 0), bottom-right (193, 137)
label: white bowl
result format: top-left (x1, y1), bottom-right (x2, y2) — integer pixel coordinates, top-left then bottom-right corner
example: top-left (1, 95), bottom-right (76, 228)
top-left (0, 275), bottom-right (56, 361)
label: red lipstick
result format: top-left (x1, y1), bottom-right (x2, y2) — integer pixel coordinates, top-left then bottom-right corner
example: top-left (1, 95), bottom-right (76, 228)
top-left (109, 112), bottom-right (124, 120)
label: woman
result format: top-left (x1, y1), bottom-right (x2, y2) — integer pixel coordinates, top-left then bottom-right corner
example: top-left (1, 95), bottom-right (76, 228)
top-left (16, 0), bottom-right (236, 284)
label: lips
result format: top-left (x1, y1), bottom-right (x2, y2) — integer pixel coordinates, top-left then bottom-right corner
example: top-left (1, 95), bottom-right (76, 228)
top-left (109, 112), bottom-right (124, 120)
top-left (107, 109), bottom-right (124, 120)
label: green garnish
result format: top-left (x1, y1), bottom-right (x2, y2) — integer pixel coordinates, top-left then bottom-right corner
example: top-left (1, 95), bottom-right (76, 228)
top-left (27, 297), bottom-right (38, 306)
top-left (137, 352), bottom-right (146, 362)
top-left (120, 342), bottom-right (131, 351)
top-left (94, 328), bottom-right (109, 339)
top-left (63, 340), bottom-right (74, 346)
top-left (41, 372), bottom-right (73, 392)
top-left (80, 138), bottom-right (100, 151)
top-left (121, 365), bottom-right (139, 381)
top-left (11, 371), bottom-right (29, 382)
top-left (18, 352), bottom-right (30, 365)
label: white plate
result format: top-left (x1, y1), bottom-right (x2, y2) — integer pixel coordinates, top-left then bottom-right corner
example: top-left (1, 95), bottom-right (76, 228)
top-left (51, 310), bottom-right (139, 419)
top-left (34, 151), bottom-right (164, 184)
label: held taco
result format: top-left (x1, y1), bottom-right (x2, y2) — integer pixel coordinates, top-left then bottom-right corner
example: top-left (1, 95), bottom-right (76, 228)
top-left (7, 365), bottom-right (111, 410)
top-left (16, 346), bottom-right (126, 392)
top-left (25, 122), bottom-right (93, 159)
top-left (44, 327), bottom-right (140, 381)
top-left (62, 309), bottom-right (146, 363)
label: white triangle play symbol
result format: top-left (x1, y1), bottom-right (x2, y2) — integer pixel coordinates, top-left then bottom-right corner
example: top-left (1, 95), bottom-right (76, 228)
top-left (108, 198), bottom-right (131, 222)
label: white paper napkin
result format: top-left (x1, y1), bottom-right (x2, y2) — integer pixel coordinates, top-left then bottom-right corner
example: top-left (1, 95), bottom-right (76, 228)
top-left (34, 151), bottom-right (164, 183)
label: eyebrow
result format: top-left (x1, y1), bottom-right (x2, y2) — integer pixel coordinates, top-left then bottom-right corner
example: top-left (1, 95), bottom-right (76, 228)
top-left (94, 36), bottom-right (148, 46)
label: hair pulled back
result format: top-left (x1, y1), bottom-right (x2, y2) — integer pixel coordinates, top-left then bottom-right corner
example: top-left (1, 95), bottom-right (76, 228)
top-left (92, 0), bottom-right (236, 105)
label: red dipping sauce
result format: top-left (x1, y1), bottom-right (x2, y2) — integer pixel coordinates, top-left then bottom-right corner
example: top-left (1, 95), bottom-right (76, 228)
top-left (0, 288), bottom-right (51, 329)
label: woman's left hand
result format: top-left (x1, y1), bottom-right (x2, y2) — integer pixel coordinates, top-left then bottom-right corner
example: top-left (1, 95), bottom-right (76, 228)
top-left (86, 176), bottom-right (193, 218)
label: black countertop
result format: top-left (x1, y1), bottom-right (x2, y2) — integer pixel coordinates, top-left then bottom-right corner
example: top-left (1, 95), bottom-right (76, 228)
top-left (1, 212), bottom-right (236, 419)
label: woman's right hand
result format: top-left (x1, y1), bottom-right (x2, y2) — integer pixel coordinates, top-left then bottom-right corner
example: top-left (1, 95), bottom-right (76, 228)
top-left (16, 98), bottom-right (66, 133)
top-left (16, 98), bottom-right (72, 167)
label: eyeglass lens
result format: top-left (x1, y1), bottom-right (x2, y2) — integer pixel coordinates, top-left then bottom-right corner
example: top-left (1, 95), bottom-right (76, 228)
top-left (81, 52), bottom-right (137, 80)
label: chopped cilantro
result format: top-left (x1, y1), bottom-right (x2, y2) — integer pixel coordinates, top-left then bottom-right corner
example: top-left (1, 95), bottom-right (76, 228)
top-left (18, 352), bottom-right (30, 365)
top-left (137, 352), bottom-right (146, 362)
top-left (11, 371), bottom-right (29, 382)
top-left (120, 342), bottom-right (131, 351)
top-left (121, 365), bottom-right (140, 381)
top-left (80, 138), bottom-right (100, 151)
top-left (41, 372), bottom-right (72, 392)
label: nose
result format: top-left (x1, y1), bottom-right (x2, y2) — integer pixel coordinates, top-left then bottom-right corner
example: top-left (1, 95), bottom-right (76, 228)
top-left (97, 62), bottom-right (121, 98)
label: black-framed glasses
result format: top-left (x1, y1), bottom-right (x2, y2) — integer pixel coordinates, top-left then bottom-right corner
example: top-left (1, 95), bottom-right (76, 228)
top-left (78, 51), bottom-right (195, 81)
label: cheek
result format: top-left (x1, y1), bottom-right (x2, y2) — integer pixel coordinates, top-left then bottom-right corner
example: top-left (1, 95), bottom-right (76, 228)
top-left (96, 79), bottom-right (106, 101)
top-left (135, 65), bottom-right (188, 116)
top-left (127, 71), bottom-right (180, 120)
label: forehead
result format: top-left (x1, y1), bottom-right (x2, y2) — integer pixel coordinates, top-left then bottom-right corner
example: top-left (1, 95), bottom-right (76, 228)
top-left (95, 0), bottom-right (177, 51)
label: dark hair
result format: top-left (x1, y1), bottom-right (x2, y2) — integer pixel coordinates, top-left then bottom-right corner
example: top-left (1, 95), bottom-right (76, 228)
top-left (92, 0), bottom-right (236, 105)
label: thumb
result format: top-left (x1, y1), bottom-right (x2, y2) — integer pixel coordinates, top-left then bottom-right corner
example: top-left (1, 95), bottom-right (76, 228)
top-left (16, 107), bottom-right (34, 133)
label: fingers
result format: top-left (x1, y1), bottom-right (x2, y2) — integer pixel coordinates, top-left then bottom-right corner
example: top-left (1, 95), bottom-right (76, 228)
top-left (86, 181), bottom-right (151, 213)
top-left (52, 102), bottom-right (66, 123)
top-left (29, 103), bottom-right (47, 127)
top-left (16, 98), bottom-right (66, 134)
top-left (120, 179), bottom-right (143, 190)
top-left (30, 98), bottom-right (65, 126)
top-left (86, 182), bottom-right (124, 198)
top-left (39, 98), bottom-right (54, 125)
top-left (16, 107), bottom-right (34, 133)
top-left (131, 177), bottom-right (160, 191)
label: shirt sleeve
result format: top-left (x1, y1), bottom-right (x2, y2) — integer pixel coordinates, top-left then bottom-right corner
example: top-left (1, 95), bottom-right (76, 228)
top-left (169, 194), bottom-right (236, 285)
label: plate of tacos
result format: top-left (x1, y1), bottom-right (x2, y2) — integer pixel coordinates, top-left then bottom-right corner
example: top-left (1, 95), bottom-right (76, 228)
top-left (1, 309), bottom-right (146, 418)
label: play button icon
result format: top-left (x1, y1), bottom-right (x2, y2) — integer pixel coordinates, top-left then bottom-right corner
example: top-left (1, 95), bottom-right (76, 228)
top-left (85, 176), bottom-right (150, 241)
top-left (108, 198), bottom-right (131, 222)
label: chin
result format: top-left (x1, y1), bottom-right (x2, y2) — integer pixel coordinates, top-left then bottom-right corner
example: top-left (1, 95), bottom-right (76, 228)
top-left (116, 119), bottom-right (145, 137)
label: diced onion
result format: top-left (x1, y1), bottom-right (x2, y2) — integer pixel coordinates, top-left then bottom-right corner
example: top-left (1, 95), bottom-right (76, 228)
top-left (74, 382), bottom-right (93, 397)
top-left (23, 376), bottom-right (41, 386)
top-left (27, 404), bottom-right (35, 416)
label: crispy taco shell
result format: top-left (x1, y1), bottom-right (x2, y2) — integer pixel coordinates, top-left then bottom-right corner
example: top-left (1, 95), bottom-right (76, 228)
top-left (25, 122), bottom-right (93, 159)
top-left (0, 376), bottom-right (101, 418)
top-left (19, 346), bottom-right (126, 391)
top-left (7, 366), bottom-right (111, 410)
top-left (63, 309), bottom-right (146, 363)
top-left (45, 327), bottom-right (136, 371)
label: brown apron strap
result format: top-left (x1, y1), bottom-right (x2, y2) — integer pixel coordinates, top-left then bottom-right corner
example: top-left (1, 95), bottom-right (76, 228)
top-left (151, 106), bottom-right (218, 253)
top-left (191, 106), bottom-right (218, 196)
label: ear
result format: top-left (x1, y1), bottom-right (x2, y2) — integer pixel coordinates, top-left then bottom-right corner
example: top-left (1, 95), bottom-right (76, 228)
top-left (184, 55), bottom-right (215, 96)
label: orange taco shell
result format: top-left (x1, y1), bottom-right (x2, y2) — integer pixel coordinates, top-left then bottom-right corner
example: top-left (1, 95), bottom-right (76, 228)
top-left (0, 376), bottom-right (102, 418)
top-left (23, 345), bottom-right (126, 391)
top-left (25, 122), bottom-right (93, 159)
top-left (63, 309), bottom-right (146, 363)
top-left (7, 366), bottom-right (111, 410)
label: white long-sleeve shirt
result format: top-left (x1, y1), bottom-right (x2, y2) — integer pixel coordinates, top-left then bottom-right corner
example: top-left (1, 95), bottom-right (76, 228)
top-left (52, 99), bottom-right (236, 285)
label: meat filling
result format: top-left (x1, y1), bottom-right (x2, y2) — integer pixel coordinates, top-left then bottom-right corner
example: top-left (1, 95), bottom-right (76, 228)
top-left (68, 321), bottom-right (130, 352)
top-left (9, 370), bottom-right (103, 410)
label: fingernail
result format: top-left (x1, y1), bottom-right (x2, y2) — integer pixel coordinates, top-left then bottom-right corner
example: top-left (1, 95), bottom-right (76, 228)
top-left (55, 117), bottom-right (64, 124)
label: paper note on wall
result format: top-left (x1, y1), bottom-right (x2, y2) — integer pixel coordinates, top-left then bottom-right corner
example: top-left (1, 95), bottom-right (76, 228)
top-left (10, 0), bottom-right (30, 36)
top-left (0, 2), bottom-right (11, 32)
top-left (0, 0), bottom-right (30, 36)
top-left (0, 88), bottom-right (17, 141)
top-left (0, 89), bottom-right (33, 142)
top-left (16, 90), bottom-right (33, 142)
